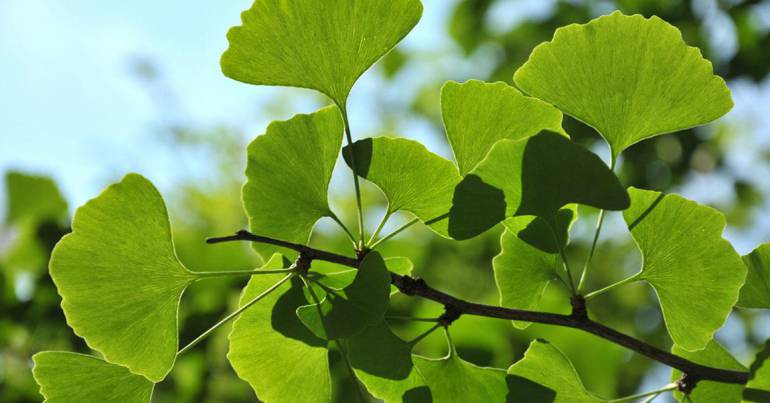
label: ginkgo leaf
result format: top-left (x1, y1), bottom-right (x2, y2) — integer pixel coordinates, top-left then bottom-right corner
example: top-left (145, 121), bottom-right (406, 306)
top-left (494, 207), bottom-right (576, 329)
top-left (344, 137), bottom-right (461, 237)
top-left (622, 187), bottom-right (746, 351)
top-left (5, 171), bottom-right (67, 225)
top-left (745, 340), bottom-right (770, 402)
top-left (345, 322), bottom-right (430, 403)
top-left (671, 340), bottom-right (746, 402)
top-left (222, 0), bottom-right (423, 107)
top-left (49, 174), bottom-right (195, 382)
top-left (228, 254), bottom-right (331, 403)
top-left (441, 79), bottom-right (564, 175)
top-left (414, 350), bottom-right (507, 402)
top-left (243, 106), bottom-right (343, 260)
top-left (738, 243), bottom-right (770, 309)
top-left (507, 339), bottom-right (604, 402)
top-left (514, 11), bottom-right (733, 158)
top-left (448, 131), bottom-right (628, 240)
top-left (33, 351), bottom-right (154, 403)
top-left (297, 251), bottom-right (391, 339)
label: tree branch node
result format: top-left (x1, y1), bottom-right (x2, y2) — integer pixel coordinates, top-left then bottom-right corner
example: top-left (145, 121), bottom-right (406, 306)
top-left (571, 295), bottom-right (588, 321)
top-left (438, 304), bottom-right (462, 327)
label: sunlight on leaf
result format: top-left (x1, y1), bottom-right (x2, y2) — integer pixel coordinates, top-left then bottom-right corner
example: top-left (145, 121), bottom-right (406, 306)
top-left (441, 79), bottom-right (564, 175)
top-left (243, 106), bottom-right (343, 260)
top-left (33, 351), bottom-right (154, 403)
top-left (507, 339), bottom-right (603, 402)
top-left (345, 322), bottom-right (430, 403)
top-left (744, 339), bottom-right (770, 402)
top-left (297, 251), bottom-right (391, 339)
top-left (228, 254), bottom-right (331, 403)
top-left (5, 171), bottom-right (67, 225)
top-left (623, 187), bottom-right (746, 351)
top-left (494, 207), bottom-right (576, 329)
top-left (222, 0), bottom-right (423, 107)
top-left (344, 137), bottom-right (461, 238)
top-left (49, 174), bottom-right (194, 382)
top-left (414, 351), bottom-right (507, 402)
top-left (671, 340), bottom-right (746, 402)
top-left (448, 131), bottom-right (628, 240)
top-left (738, 243), bottom-right (770, 309)
top-left (514, 11), bottom-right (732, 158)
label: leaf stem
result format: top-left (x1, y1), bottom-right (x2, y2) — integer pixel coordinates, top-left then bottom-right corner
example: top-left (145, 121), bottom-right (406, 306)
top-left (584, 273), bottom-right (641, 300)
top-left (550, 221), bottom-right (577, 295)
top-left (176, 273), bottom-right (293, 356)
top-left (577, 208), bottom-right (606, 294)
top-left (408, 323), bottom-right (442, 345)
top-left (367, 208), bottom-right (392, 247)
top-left (607, 383), bottom-right (677, 402)
top-left (191, 268), bottom-right (293, 279)
top-left (329, 212), bottom-right (357, 246)
top-left (341, 108), bottom-right (366, 248)
top-left (369, 217), bottom-right (419, 250)
top-left (334, 339), bottom-right (367, 403)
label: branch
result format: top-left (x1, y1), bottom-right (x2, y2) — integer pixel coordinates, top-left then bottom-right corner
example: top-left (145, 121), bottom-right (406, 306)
top-left (208, 230), bottom-right (750, 387)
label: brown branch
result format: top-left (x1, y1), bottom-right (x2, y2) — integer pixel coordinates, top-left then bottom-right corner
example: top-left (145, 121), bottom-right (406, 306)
top-left (208, 230), bottom-right (750, 387)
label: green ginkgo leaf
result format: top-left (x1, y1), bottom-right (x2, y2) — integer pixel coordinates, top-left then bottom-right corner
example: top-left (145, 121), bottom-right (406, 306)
top-left (228, 254), bottom-right (331, 403)
top-left (243, 106), bottom-right (343, 260)
top-left (5, 171), bottom-right (67, 225)
top-left (671, 340), bottom-right (746, 402)
top-left (494, 207), bottom-right (576, 329)
top-left (49, 174), bottom-right (195, 382)
top-left (33, 352), bottom-right (154, 403)
top-left (345, 322), bottom-right (430, 403)
top-left (344, 137), bottom-right (461, 237)
top-left (622, 187), bottom-right (746, 351)
top-left (514, 11), bottom-right (732, 158)
top-left (297, 251), bottom-right (391, 339)
top-left (745, 340), bottom-right (770, 402)
top-left (507, 339), bottom-right (604, 402)
top-left (441, 80), bottom-right (564, 175)
top-left (414, 350), bottom-right (507, 402)
top-left (222, 0), bottom-right (423, 107)
top-left (738, 243), bottom-right (770, 309)
top-left (448, 131), bottom-right (628, 240)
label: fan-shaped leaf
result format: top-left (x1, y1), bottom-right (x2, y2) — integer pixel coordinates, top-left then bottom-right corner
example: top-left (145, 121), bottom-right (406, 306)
top-left (745, 339), bottom-right (770, 402)
top-left (671, 340), bottom-right (745, 402)
top-left (514, 12), bottom-right (732, 157)
top-left (222, 0), bottom-right (423, 107)
top-left (738, 243), bottom-right (770, 309)
top-left (494, 207), bottom-right (576, 329)
top-left (344, 137), bottom-right (461, 237)
top-left (33, 352), bottom-right (154, 403)
top-left (243, 106), bottom-right (343, 260)
top-left (448, 131), bottom-right (628, 240)
top-left (297, 251), bottom-right (391, 339)
top-left (414, 351), bottom-right (507, 402)
top-left (5, 171), bottom-right (67, 225)
top-left (49, 174), bottom-right (194, 382)
top-left (623, 187), bottom-right (746, 351)
top-left (228, 254), bottom-right (330, 403)
top-left (345, 322), bottom-right (430, 403)
top-left (441, 80), bottom-right (564, 175)
top-left (507, 339), bottom-right (604, 402)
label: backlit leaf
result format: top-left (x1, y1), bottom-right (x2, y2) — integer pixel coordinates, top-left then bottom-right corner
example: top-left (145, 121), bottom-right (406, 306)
top-left (623, 187), bottom-right (746, 351)
top-left (506, 339), bottom-right (604, 402)
top-left (448, 131), bottom-right (628, 240)
top-left (49, 174), bottom-right (194, 382)
top-left (414, 349), bottom-right (507, 402)
top-left (228, 254), bottom-right (331, 403)
top-left (243, 106), bottom-right (343, 260)
top-left (297, 251), bottom-right (391, 339)
top-left (745, 339), bottom-right (770, 402)
top-left (441, 80), bottom-right (564, 175)
top-left (671, 340), bottom-right (745, 402)
top-left (33, 352), bottom-right (154, 403)
top-left (514, 12), bottom-right (732, 157)
top-left (344, 137), bottom-right (461, 237)
top-left (222, 0), bottom-right (423, 107)
top-left (494, 207), bottom-right (576, 329)
top-left (5, 171), bottom-right (67, 225)
top-left (738, 243), bottom-right (770, 309)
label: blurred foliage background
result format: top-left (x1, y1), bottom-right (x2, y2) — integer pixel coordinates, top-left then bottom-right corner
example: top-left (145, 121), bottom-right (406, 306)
top-left (2, 0), bottom-right (770, 402)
